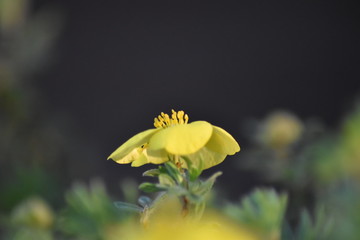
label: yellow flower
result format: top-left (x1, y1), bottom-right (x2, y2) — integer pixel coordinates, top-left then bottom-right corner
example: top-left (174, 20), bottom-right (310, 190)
top-left (142, 214), bottom-right (258, 240)
top-left (108, 110), bottom-right (240, 170)
top-left (121, 203), bottom-right (258, 240)
top-left (260, 111), bottom-right (303, 149)
top-left (11, 196), bottom-right (54, 229)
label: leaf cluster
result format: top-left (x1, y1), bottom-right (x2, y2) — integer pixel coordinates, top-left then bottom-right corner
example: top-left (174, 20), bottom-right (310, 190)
top-left (224, 189), bottom-right (287, 240)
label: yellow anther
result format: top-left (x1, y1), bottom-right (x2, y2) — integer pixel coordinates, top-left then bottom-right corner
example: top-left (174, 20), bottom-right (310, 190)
top-left (163, 113), bottom-right (171, 126)
top-left (178, 111), bottom-right (184, 124)
top-left (154, 118), bottom-right (162, 128)
top-left (171, 110), bottom-right (177, 122)
top-left (153, 110), bottom-right (190, 129)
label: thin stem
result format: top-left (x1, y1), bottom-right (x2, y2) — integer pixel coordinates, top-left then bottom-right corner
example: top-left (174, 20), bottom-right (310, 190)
top-left (182, 196), bottom-right (189, 217)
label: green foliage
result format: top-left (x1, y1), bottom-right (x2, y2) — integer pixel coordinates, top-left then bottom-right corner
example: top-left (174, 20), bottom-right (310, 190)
top-left (137, 161), bottom-right (223, 221)
top-left (113, 202), bottom-right (143, 213)
top-left (282, 207), bottom-right (333, 240)
top-left (5, 228), bottom-right (53, 240)
top-left (224, 189), bottom-right (287, 240)
top-left (58, 180), bottom-right (130, 240)
top-left (0, 167), bottom-right (57, 212)
top-left (138, 182), bottom-right (167, 193)
top-left (316, 184), bottom-right (360, 240)
top-left (182, 156), bottom-right (203, 181)
top-left (142, 169), bottom-right (161, 177)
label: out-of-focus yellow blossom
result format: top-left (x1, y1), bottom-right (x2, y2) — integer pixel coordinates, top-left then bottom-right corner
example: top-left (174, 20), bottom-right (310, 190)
top-left (0, 0), bottom-right (28, 33)
top-left (260, 111), bottom-right (303, 150)
top-left (133, 220), bottom-right (257, 240)
top-left (108, 110), bottom-right (240, 170)
top-left (122, 197), bottom-right (257, 240)
top-left (11, 196), bottom-right (54, 229)
top-left (123, 212), bottom-right (258, 240)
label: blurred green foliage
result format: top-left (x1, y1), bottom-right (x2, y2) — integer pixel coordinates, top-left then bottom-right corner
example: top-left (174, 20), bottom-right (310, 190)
top-left (224, 189), bottom-right (287, 240)
top-left (0, 0), bottom-right (95, 214)
top-left (238, 105), bottom-right (360, 239)
top-left (282, 206), bottom-right (333, 240)
top-left (57, 180), bottom-right (133, 240)
top-left (0, 0), bottom-right (65, 212)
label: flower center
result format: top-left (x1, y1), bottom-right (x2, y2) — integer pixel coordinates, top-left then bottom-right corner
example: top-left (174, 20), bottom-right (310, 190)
top-left (154, 110), bottom-right (189, 129)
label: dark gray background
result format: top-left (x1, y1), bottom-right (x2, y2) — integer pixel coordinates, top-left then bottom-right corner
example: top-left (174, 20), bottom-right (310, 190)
top-left (34, 0), bottom-right (360, 196)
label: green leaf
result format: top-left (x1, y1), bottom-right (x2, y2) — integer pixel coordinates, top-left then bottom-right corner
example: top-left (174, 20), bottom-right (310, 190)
top-left (293, 207), bottom-right (333, 240)
top-left (296, 210), bottom-right (312, 240)
top-left (224, 188), bottom-right (287, 238)
top-left (59, 180), bottom-right (128, 239)
top-left (142, 169), bottom-right (161, 177)
top-left (113, 201), bottom-right (143, 213)
top-left (158, 165), bottom-right (168, 174)
top-left (196, 171), bottom-right (222, 196)
top-left (182, 156), bottom-right (203, 181)
top-left (138, 182), bottom-right (167, 193)
top-left (159, 173), bottom-right (176, 186)
top-left (185, 192), bottom-right (203, 203)
top-left (164, 162), bottom-right (183, 183)
top-left (194, 201), bottom-right (206, 219)
top-left (138, 196), bottom-right (152, 208)
top-left (281, 221), bottom-right (295, 240)
top-left (166, 185), bottom-right (189, 197)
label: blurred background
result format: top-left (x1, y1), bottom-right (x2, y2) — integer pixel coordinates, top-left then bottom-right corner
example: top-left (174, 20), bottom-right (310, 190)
top-left (1, 0), bottom-right (360, 238)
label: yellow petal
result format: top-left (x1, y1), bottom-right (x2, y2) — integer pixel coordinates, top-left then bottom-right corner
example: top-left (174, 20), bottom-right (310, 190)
top-left (131, 149), bottom-right (169, 167)
top-left (148, 121), bottom-right (213, 155)
top-left (146, 149), bottom-right (169, 164)
top-left (108, 129), bottom-right (159, 162)
top-left (113, 147), bottom-right (142, 164)
top-left (131, 153), bottom-right (149, 167)
top-left (181, 146), bottom-right (227, 170)
top-left (206, 126), bottom-right (240, 155)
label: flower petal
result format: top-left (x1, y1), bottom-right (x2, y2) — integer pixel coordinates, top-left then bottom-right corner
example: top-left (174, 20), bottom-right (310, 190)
top-left (131, 149), bottom-right (169, 167)
top-left (131, 154), bottom-right (149, 167)
top-left (146, 149), bottom-right (169, 164)
top-left (206, 126), bottom-right (240, 155)
top-left (148, 121), bottom-right (213, 155)
top-left (181, 146), bottom-right (227, 170)
top-left (108, 128), bottom-right (159, 162)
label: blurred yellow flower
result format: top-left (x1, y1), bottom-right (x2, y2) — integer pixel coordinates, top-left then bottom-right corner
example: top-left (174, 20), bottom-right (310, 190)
top-left (260, 111), bottom-right (303, 150)
top-left (11, 196), bottom-right (54, 229)
top-left (118, 195), bottom-right (257, 240)
top-left (134, 219), bottom-right (257, 240)
top-left (108, 110), bottom-right (240, 169)
top-left (123, 210), bottom-right (258, 240)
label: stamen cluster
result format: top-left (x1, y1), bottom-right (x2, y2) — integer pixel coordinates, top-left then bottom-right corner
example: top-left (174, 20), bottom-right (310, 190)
top-left (154, 110), bottom-right (189, 129)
